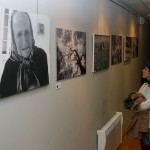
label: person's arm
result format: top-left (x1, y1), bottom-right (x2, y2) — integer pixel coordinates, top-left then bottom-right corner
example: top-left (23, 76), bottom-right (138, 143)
top-left (139, 98), bottom-right (150, 110)
top-left (138, 83), bottom-right (150, 110)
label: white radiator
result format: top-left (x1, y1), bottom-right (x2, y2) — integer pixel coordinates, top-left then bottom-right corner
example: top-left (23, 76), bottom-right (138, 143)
top-left (97, 112), bottom-right (123, 150)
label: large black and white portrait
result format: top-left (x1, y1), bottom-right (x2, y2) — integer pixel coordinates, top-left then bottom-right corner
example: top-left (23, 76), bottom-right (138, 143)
top-left (131, 37), bottom-right (138, 58)
top-left (111, 35), bottom-right (122, 65)
top-left (124, 36), bottom-right (132, 61)
top-left (0, 8), bottom-right (50, 98)
top-left (93, 34), bottom-right (110, 72)
top-left (56, 28), bottom-right (86, 80)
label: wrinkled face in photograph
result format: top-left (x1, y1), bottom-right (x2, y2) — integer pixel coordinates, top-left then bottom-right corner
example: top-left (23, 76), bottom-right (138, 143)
top-left (12, 12), bottom-right (33, 58)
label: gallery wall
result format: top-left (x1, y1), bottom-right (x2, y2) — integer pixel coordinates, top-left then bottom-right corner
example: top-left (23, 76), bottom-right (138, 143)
top-left (0, 0), bottom-right (150, 150)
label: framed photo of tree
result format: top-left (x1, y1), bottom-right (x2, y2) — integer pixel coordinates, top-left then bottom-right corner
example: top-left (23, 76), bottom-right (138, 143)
top-left (56, 28), bottom-right (86, 80)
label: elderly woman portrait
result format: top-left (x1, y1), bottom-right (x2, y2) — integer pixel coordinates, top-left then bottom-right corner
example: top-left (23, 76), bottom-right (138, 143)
top-left (0, 10), bottom-right (49, 98)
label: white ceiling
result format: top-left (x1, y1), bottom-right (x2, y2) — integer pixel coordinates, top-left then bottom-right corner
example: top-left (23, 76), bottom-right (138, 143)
top-left (111, 0), bottom-right (150, 21)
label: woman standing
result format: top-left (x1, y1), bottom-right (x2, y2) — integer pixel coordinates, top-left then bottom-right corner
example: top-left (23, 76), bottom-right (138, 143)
top-left (139, 61), bottom-right (150, 150)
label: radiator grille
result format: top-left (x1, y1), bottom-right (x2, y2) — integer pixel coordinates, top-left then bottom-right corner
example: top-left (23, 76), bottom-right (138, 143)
top-left (97, 112), bottom-right (123, 150)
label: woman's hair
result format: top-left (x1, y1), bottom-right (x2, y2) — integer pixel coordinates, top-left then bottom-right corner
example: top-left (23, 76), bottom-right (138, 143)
top-left (144, 61), bottom-right (150, 71)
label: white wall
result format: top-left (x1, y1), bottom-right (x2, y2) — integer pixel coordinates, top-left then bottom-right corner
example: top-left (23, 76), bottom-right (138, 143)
top-left (0, 0), bottom-right (150, 150)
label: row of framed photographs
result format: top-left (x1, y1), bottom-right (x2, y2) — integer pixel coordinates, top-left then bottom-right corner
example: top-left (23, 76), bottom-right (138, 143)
top-left (56, 28), bottom-right (138, 80)
top-left (92, 34), bottom-right (138, 72)
top-left (0, 6), bottom-right (138, 99)
top-left (0, 8), bottom-right (138, 83)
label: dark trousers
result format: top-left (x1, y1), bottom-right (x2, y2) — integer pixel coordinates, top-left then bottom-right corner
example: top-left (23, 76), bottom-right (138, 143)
top-left (140, 132), bottom-right (150, 150)
top-left (140, 139), bottom-right (149, 150)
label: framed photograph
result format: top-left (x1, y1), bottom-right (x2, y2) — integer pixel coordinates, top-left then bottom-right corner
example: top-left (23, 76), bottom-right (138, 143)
top-left (131, 37), bottom-right (138, 58)
top-left (56, 28), bottom-right (86, 80)
top-left (0, 7), bottom-right (50, 98)
top-left (124, 36), bottom-right (132, 61)
top-left (93, 34), bottom-right (110, 72)
top-left (111, 35), bottom-right (122, 65)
